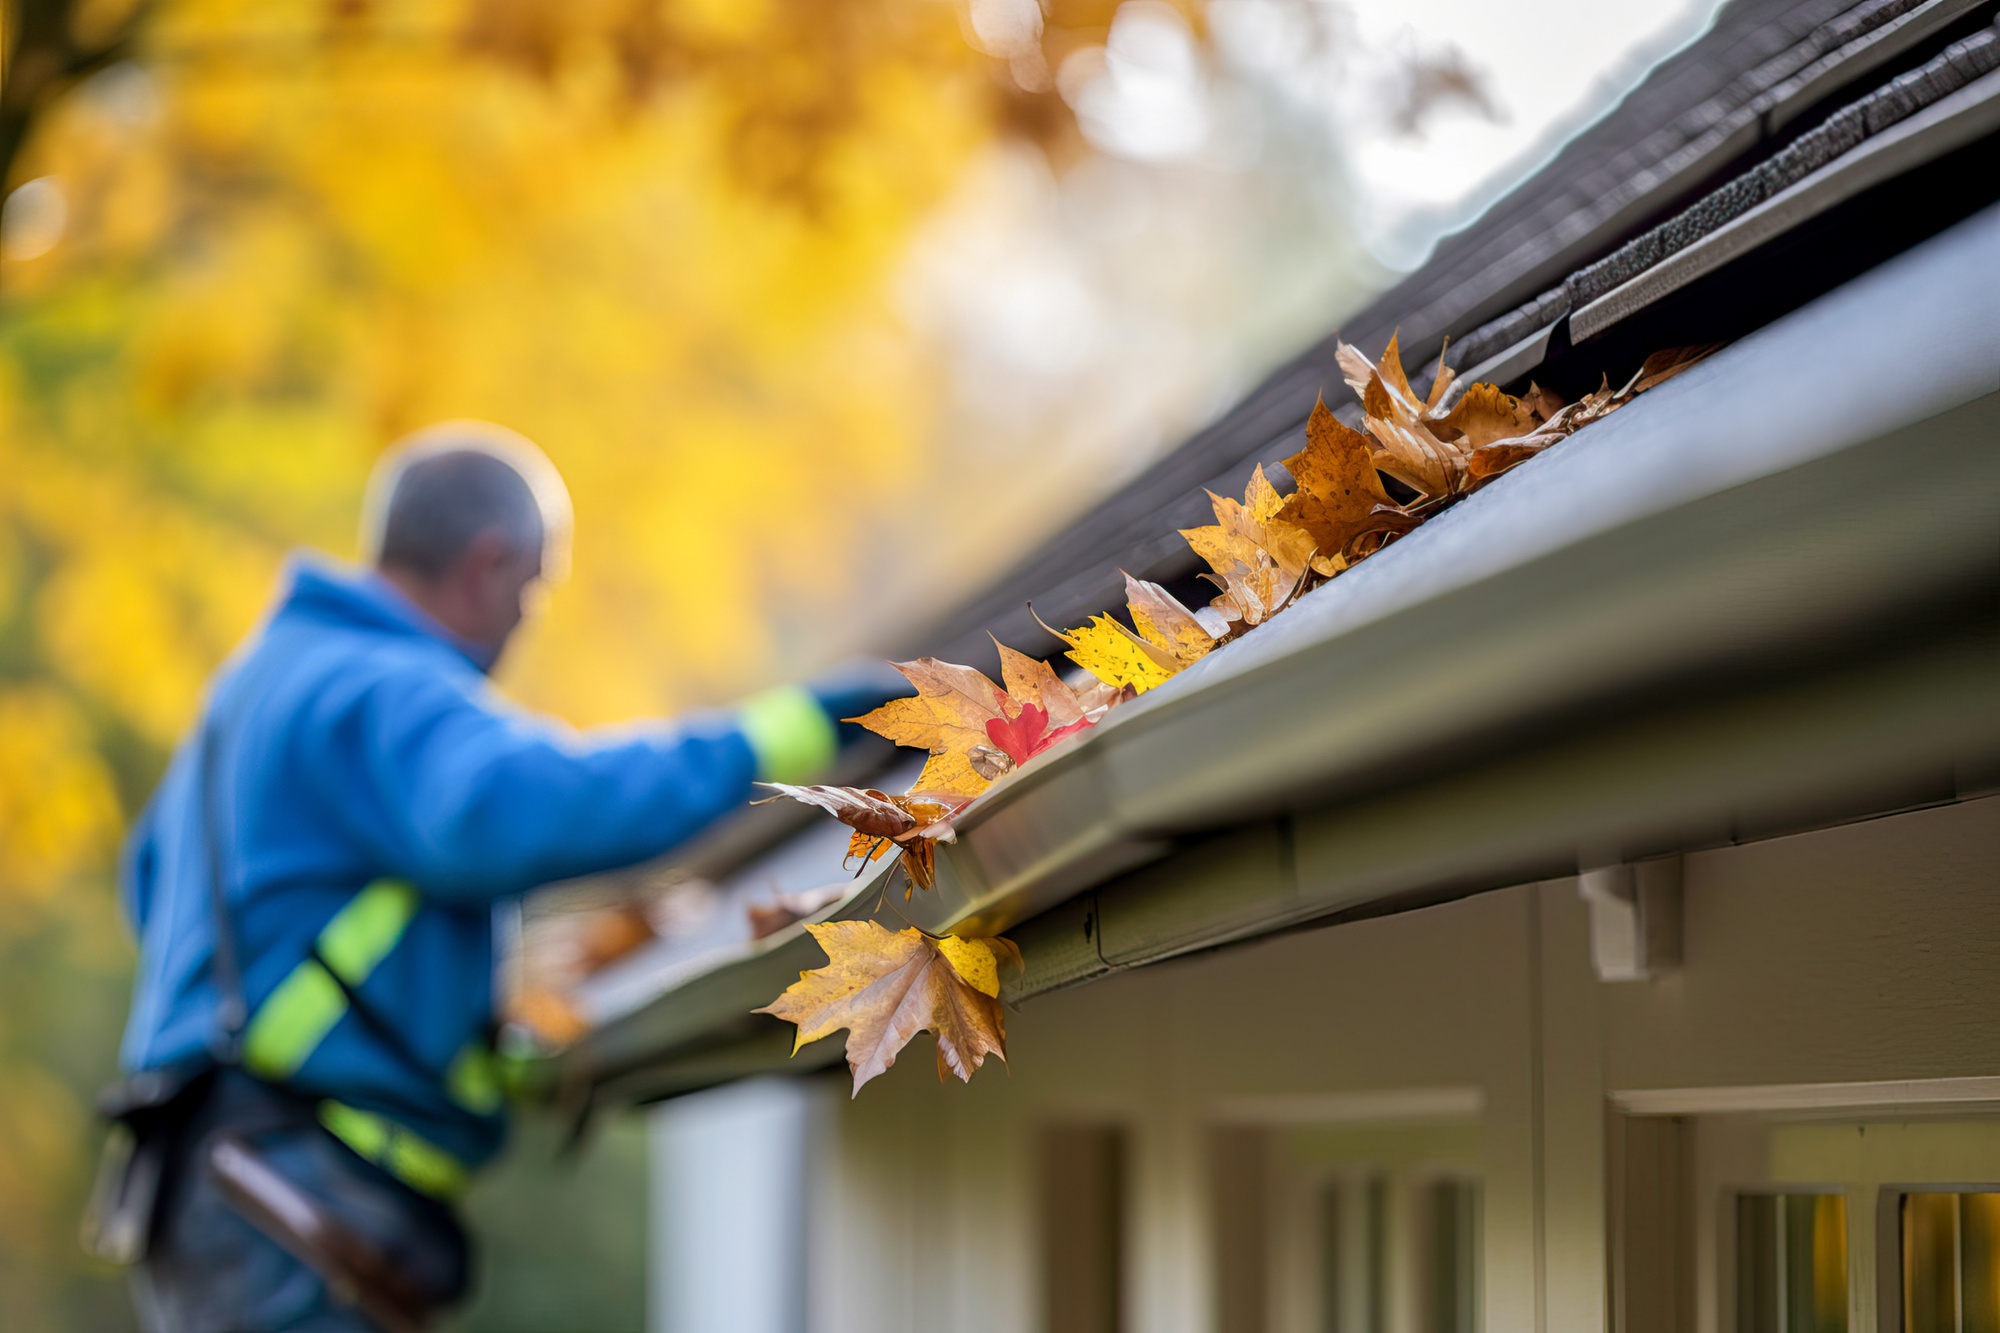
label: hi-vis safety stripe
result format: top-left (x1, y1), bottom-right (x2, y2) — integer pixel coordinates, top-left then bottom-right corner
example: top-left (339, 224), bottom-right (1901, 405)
top-left (240, 878), bottom-right (499, 1197)
top-left (445, 1046), bottom-right (503, 1116)
top-left (319, 1101), bottom-right (468, 1199)
top-left (242, 880), bottom-right (420, 1081)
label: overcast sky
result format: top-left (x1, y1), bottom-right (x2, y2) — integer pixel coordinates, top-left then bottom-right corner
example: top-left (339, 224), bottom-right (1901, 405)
top-left (1331, 0), bottom-right (1721, 265)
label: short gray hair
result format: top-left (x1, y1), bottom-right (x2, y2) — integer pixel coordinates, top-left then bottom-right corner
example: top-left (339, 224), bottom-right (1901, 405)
top-left (360, 421), bottom-right (573, 580)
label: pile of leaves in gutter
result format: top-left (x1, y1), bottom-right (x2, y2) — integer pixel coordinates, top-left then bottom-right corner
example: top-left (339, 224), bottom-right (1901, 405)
top-left (760, 337), bottom-right (1717, 1095)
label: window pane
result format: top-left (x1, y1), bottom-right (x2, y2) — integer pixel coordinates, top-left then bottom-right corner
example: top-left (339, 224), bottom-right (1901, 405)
top-left (1905, 1193), bottom-right (1962, 1333)
top-left (1963, 1194), bottom-right (2000, 1333)
top-left (1901, 1191), bottom-right (2000, 1333)
top-left (1737, 1192), bottom-right (1846, 1333)
top-left (1787, 1194), bottom-right (1847, 1333)
top-left (1211, 1126), bottom-right (1268, 1333)
top-left (1739, 1195), bottom-right (1781, 1333)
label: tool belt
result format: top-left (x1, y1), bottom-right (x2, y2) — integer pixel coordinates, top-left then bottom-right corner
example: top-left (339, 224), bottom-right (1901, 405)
top-left (87, 1065), bottom-right (467, 1333)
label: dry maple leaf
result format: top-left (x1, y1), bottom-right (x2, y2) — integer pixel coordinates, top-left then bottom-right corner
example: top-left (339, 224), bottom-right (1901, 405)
top-left (756, 920), bottom-right (1020, 1095)
top-left (994, 639), bottom-right (1101, 733)
top-left (1331, 335), bottom-right (1723, 500)
top-left (837, 650), bottom-right (1114, 820)
top-left (1458, 345), bottom-right (1726, 488)
top-left (505, 986), bottom-right (591, 1048)
top-left (575, 902), bottom-right (655, 974)
top-left (1042, 608), bottom-right (1181, 692)
top-left (1341, 334), bottom-right (1465, 498)
top-left (851, 658), bottom-right (1011, 804)
top-left (1434, 381), bottom-right (1545, 447)
top-left (1520, 382), bottom-right (1567, 420)
top-left (1180, 465), bottom-right (1317, 629)
top-left (1123, 571), bottom-right (1228, 666)
top-left (1279, 396), bottom-right (1418, 574)
top-left (1035, 572), bottom-right (1222, 695)
top-left (1626, 343), bottom-right (1720, 395)
top-left (753, 783), bottom-right (958, 894)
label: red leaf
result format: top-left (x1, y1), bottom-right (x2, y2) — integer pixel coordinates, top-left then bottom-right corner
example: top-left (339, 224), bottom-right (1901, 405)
top-left (1036, 715), bottom-right (1095, 755)
top-left (985, 702), bottom-right (1049, 766)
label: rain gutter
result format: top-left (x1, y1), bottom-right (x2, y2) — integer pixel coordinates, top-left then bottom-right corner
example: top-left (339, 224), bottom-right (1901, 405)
top-left (562, 205), bottom-right (2000, 1109)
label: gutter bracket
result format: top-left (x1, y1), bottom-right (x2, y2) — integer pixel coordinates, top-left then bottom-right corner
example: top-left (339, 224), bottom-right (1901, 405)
top-left (1579, 857), bottom-right (1683, 982)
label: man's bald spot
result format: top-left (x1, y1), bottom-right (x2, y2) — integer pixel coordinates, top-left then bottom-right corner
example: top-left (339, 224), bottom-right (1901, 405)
top-left (372, 448), bottom-right (544, 580)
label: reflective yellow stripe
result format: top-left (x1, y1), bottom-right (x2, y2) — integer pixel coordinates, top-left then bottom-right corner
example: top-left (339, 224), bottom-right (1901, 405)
top-left (737, 684), bottom-right (837, 784)
top-left (445, 1045), bottom-right (502, 1115)
top-left (316, 880), bottom-right (418, 980)
top-left (241, 879), bottom-right (419, 1079)
top-left (242, 961), bottom-right (345, 1079)
top-left (318, 1101), bottom-right (468, 1199)
top-left (319, 1099), bottom-right (389, 1159)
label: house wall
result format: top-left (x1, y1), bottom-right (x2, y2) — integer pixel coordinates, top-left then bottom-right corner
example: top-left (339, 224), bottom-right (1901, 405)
top-left (787, 794), bottom-right (2000, 1333)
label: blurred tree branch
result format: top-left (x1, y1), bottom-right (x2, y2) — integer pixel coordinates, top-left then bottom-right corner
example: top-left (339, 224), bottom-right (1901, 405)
top-left (1, 0), bottom-right (151, 195)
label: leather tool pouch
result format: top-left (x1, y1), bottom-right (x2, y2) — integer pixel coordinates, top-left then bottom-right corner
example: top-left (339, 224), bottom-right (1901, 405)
top-left (80, 1063), bottom-right (213, 1266)
top-left (205, 1131), bottom-right (435, 1333)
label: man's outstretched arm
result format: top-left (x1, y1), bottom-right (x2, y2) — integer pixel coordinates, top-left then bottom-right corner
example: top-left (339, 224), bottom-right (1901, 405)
top-left (304, 664), bottom-right (855, 902)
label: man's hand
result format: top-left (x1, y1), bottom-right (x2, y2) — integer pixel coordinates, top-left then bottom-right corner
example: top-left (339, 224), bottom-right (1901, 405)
top-left (738, 661), bottom-right (913, 784)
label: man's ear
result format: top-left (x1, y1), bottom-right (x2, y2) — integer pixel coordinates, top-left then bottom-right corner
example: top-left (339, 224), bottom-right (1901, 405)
top-left (457, 528), bottom-right (513, 582)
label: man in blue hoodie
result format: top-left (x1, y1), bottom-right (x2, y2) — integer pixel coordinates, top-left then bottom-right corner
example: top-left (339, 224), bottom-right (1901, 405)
top-left (116, 422), bottom-right (894, 1331)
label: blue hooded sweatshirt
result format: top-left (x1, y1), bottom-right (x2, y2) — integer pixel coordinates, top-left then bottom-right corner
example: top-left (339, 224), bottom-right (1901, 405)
top-left (120, 556), bottom-right (762, 1169)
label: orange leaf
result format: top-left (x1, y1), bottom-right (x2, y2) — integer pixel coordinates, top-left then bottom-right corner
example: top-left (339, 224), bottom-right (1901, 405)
top-left (1465, 439), bottom-right (1553, 484)
top-left (1180, 465), bottom-right (1318, 627)
top-left (1435, 382), bottom-right (1540, 448)
top-left (757, 921), bottom-right (1011, 1095)
top-left (1279, 396), bottom-right (1416, 568)
top-left (994, 639), bottom-right (1090, 729)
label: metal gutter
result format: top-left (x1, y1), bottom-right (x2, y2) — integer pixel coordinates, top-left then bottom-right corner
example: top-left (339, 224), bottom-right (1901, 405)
top-left (563, 204), bottom-right (2000, 1108)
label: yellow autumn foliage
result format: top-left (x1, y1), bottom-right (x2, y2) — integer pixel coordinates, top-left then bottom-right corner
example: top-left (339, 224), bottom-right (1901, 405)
top-left (0, 0), bottom-right (1025, 1320)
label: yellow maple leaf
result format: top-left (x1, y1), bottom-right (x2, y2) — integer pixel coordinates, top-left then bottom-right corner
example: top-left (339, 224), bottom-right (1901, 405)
top-left (756, 921), bottom-right (1014, 1095)
top-left (994, 639), bottom-right (1094, 729)
top-left (1180, 464), bottom-right (1317, 629)
top-left (1044, 611), bottom-right (1178, 693)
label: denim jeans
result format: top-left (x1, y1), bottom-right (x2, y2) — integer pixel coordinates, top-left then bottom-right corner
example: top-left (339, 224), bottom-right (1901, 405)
top-left (133, 1070), bottom-right (469, 1333)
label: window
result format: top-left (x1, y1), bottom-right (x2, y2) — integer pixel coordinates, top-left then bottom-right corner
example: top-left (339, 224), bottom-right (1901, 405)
top-left (1610, 1106), bottom-right (2000, 1333)
top-left (1041, 1123), bottom-right (1126, 1333)
top-left (1733, 1191), bottom-right (1848, 1333)
top-left (1310, 1170), bottom-right (1477, 1333)
top-left (1896, 1190), bottom-right (2000, 1333)
top-left (1211, 1119), bottom-right (1481, 1333)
